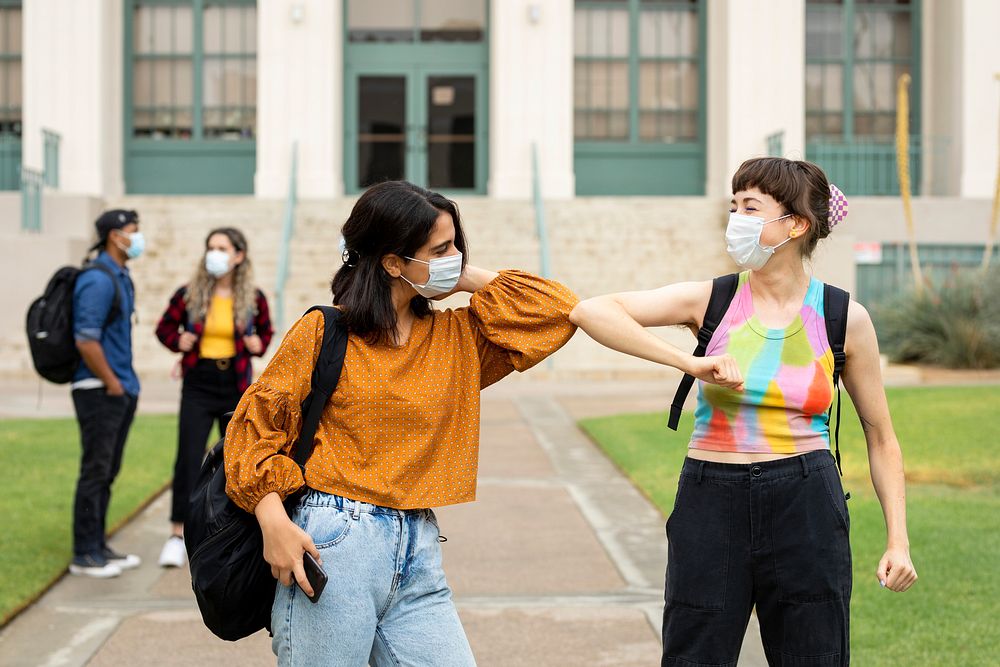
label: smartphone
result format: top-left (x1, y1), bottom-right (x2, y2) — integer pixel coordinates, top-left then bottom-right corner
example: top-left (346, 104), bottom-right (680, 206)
top-left (298, 552), bottom-right (328, 604)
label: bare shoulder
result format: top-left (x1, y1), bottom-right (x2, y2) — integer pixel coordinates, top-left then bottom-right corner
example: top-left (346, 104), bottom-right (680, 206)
top-left (847, 298), bottom-right (874, 331)
top-left (845, 298), bottom-right (879, 357)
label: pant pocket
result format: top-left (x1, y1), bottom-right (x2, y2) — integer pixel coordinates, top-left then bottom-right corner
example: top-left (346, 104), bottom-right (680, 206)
top-left (819, 465), bottom-right (850, 534)
top-left (295, 504), bottom-right (352, 549)
top-left (664, 479), bottom-right (731, 611)
top-left (772, 474), bottom-right (852, 604)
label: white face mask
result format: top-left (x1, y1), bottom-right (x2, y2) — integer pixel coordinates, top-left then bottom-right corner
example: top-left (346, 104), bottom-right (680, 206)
top-left (402, 252), bottom-right (463, 297)
top-left (725, 212), bottom-right (793, 270)
top-left (205, 249), bottom-right (231, 277)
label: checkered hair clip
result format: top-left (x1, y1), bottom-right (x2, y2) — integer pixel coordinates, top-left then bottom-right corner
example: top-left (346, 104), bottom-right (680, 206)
top-left (828, 183), bottom-right (848, 229)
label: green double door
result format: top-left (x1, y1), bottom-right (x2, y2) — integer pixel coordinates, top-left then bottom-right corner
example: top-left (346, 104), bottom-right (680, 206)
top-left (345, 65), bottom-right (487, 194)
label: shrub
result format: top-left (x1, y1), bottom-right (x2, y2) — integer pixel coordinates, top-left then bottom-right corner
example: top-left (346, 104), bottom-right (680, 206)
top-left (878, 266), bottom-right (1000, 369)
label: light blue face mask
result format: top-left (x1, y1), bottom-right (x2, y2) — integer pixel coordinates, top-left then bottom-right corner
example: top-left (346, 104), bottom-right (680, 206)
top-left (402, 252), bottom-right (463, 298)
top-left (117, 231), bottom-right (145, 259)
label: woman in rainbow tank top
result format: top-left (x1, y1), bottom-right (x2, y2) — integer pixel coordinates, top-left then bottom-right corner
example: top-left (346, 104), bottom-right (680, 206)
top-left (570, 157), bottom-right (916, 666)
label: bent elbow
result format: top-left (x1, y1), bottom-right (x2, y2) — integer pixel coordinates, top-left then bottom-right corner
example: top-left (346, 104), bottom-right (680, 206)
top-left (569, 299), bottom-right (594, 327)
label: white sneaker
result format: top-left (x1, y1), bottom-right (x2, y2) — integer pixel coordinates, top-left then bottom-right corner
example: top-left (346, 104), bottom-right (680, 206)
top-left (158, 535), bottom-right (186, 568)
top-left (69, 554), bottom-right (122, 578)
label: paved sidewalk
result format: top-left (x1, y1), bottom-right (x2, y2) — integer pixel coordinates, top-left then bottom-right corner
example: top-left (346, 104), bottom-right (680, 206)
top-left (0, 379), bottom-right (770, 666)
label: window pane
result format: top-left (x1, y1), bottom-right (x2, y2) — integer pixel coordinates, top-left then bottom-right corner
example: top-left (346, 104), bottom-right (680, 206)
top-left (205, 5), bottom-right (253, 53)
top-left (6, 61), bottom-right (21, 108)
top-left (805, 7), bottom-right (842, 58)
top-left (855, 11), bottom-right (895, 58)
top-left (203, 57), bottom-right (253, 107)
top-left (420, 0), bottom-right (485, 42)
top-left (173, 6), bottom-right (193, 52)
top-left (892, 11), bottom-right (911, 58)
top-left (358, 76), bottom-right (406, 186)
top-left (853, 63), bottom-right (894, 111)
top-left (134, 5), bottom-right (193, 54)
top-left (152, 59), bottom-right (175, 106)
top-left (578, 7), bottom-right (629, 58)
top-left (133, 60), bottom-right (152, 106)
top-left (805, 64), bottom-right (824, 110)
top-left (204, 5), bottom-right (223, 52)
top-left (348, 0), bottom-right (414, 43)
top-left (639, 9), bottom-right (697, 57)
top-left (0, 8), bottom-right (22, 54)
top-left (174, 59), bottom-right (193, 106)
top-left (426, 76), bottom-right (476, 188)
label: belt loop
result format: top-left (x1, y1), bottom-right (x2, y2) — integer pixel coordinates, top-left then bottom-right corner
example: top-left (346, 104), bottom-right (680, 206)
top-left (697, 461), bottom-right (706, 484)
top-left (800, 455), bottom-right (809, 478)
top-left (351, 500), bottom-right (361, 520)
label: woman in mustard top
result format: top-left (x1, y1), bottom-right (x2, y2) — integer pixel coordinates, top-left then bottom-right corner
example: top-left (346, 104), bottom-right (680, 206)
top-left (224, 181), bottom-right (577, 666)
top-left (155, 227), bottom-right (273, 568)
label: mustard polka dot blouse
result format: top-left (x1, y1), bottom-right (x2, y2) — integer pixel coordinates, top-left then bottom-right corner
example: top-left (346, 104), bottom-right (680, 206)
top-left (224, 270), bottom-right (578, 511)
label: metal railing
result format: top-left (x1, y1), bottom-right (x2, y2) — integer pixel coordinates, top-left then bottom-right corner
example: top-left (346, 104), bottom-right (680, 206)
top-left (0, 132), bottom-right (20, 191)
top-left (766, 131), bottom-right (784, 158)
top-left (806, 136), bottom-right (952, 196)
top-left (274, 142), bottom-right (299, 330)
top-left (21, 168), bottom-right (43, 233)
top-left (43, 129), bottom-right (60, 188)
top-left (531, 143), bottom-right (551, 279)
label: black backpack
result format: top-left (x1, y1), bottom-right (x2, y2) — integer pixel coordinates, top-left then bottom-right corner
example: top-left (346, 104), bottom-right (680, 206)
top-left (25, 262), bottom-right (122, 384)
top-left (667, 274), bottom-right (851, 472)
top-left (186, 305), bottom-right (348, 641)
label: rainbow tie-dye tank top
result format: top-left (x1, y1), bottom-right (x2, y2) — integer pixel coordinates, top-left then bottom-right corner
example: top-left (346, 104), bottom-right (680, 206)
top-left (689, 272), bottom-right (834, 454)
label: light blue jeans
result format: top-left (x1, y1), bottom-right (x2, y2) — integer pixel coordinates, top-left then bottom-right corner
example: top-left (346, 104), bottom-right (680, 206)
top-left (271, 490), bottom-right (476, 666)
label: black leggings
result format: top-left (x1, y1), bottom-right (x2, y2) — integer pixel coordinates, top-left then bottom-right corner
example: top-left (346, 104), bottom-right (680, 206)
top-left (172, 359), bottom-right (242, 524)
top-left (662, 450), bottom-right (852, 666)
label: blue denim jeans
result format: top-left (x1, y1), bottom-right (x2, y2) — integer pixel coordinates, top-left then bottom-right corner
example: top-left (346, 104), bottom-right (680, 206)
top-left (272, 490), bottom-right (476, 666)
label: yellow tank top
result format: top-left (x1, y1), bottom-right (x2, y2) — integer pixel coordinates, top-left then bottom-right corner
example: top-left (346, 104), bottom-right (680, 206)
top-left (200, 295), bottom-right (237, 359)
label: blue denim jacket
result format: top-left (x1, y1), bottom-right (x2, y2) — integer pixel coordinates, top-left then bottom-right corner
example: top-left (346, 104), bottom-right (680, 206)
top-left (72, 252), bottom-right (140, 397)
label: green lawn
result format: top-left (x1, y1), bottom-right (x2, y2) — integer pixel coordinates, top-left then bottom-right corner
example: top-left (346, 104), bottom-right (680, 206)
top-left (580, 385), bottom-right (1000, 667)
top-left (0, 415), bottom-right (180, 625)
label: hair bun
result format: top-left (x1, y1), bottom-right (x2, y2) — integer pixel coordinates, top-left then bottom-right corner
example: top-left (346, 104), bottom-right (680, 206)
top-left (828, 183), bottom-right (848, 229)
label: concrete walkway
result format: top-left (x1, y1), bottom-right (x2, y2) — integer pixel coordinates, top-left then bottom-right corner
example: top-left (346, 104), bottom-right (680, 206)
top-left (0, 378), bottom-right (773, 666)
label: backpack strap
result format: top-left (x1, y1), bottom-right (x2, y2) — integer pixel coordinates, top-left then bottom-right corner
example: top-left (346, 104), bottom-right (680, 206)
top-left (293, 306), bottom-right (348, 469)
top-left (83, 262), bottom-right (124, 328)
top-left (823, 283), bottom-right (850, 475)
top-left (668, 273), bottom-right (740, 431)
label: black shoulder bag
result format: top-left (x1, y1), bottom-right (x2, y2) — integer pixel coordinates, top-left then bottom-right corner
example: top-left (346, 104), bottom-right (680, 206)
top-left (186, 306), bottom-right (348, 641)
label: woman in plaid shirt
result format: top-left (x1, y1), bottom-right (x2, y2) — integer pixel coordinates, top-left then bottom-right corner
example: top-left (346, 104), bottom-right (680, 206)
top-left (155, 227), bottom-right (274, 568)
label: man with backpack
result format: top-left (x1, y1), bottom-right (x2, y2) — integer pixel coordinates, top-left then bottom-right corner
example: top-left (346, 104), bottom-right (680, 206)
top-left (68, 209), bottom-right (144, 578)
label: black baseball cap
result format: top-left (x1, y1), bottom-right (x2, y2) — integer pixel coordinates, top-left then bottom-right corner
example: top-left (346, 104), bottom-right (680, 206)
top-left (92, 209), bottom-right (139, 248)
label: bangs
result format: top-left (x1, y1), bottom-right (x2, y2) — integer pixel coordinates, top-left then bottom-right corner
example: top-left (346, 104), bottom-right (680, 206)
top-left (732, 157), bottom-right (806, 211)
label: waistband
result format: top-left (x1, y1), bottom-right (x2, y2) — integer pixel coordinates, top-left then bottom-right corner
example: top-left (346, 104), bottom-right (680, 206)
top-left (196, 357), bottom-right (236, 371)
top-left (297, 489), bottom-right (425, 517)
top-left (680, 450), bottom-right (836, 483)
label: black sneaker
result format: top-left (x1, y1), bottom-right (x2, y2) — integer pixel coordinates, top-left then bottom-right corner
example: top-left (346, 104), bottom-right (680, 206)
top-left (69, 553), bottom-right (122, 578)
top-left (101, 545), bottom-right (142, 570)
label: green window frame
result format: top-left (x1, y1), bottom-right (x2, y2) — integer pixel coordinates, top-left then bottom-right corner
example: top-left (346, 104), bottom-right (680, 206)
top-left (805, 0), bottom-right (921, 196)
top-left (124, 0), bottom-right (256, 194)
top-left (0, 0), bottom-right (21, 191)
top-left (573, 0), bottom-right (706, 196)
top-left (342, 0), bottom-right (490, 195)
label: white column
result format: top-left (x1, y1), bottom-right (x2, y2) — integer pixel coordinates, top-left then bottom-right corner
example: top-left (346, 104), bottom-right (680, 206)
top-left (22, 0), bottom-right (124, 197)
top-left (705, 0), bottom-right (805, 197)
top-left (489, 0), bottom-right (574, 199)
top-left (255, 0), bottom-right (341, 198)
top-left (957, 0), bottom-right (1000, 198)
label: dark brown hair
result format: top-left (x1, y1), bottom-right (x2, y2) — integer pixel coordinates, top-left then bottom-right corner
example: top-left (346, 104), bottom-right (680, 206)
top-left (330, 181), bottom-right (468, 346)
top-left (732, 157), bottom-right (831, 257)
